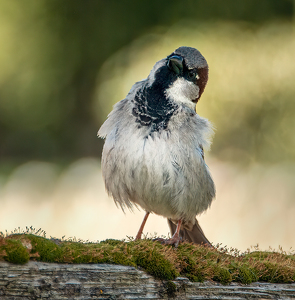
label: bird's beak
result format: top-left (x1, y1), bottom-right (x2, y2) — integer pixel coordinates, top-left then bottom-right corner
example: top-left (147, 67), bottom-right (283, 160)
top-left (167, 55), bottom-right (183, 75)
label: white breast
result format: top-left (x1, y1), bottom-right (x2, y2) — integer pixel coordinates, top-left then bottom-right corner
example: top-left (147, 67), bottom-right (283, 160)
top-left (100, 103), bottom-right (215, 226)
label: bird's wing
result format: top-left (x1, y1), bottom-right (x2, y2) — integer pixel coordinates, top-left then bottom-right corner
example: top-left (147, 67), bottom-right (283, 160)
top-left (98, 81), bottom-right (145, 138)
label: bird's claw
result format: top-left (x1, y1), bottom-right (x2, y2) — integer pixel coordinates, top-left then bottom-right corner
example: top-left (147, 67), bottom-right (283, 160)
top-left (153, 236), bottom-right (182, 248)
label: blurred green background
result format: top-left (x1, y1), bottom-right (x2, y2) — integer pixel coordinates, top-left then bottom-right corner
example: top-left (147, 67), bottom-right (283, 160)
top-left (1, 0), bottom-right (295, 251)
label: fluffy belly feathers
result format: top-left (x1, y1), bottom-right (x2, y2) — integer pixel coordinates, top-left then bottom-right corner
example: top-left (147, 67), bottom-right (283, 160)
top-left (101, 129), bottom-right (215, 225)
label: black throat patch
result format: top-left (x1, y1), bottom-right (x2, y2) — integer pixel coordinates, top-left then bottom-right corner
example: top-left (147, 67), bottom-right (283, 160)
top-left (132, 85), bottom-right (178, 133)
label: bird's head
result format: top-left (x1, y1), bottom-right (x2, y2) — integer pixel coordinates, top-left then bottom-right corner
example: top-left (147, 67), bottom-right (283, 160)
top-left (147, 46), bottom-right (208, 110)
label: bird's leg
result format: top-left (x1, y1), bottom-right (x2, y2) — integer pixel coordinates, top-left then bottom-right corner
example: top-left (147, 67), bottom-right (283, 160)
top-left (135, 211), bottom-right (150, 240)
top-left (167, 219), bottom-right (182, 246)
top-left (154, 219), bottom-right (183, 247)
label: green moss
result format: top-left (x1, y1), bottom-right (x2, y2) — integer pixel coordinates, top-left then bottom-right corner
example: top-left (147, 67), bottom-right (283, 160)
top-left (180, 256), bottom-right (205, 282)
top-left (27, 235), bottom-right (63, 262)
top-left (99, 239), bottom-right (124, 246)
top-left (213, 266), bottom-right (232, 284)
top-left (258, 262), bottom-right (294, 283)
top-left (177, 243), bottom-right (215, 282)
top-left (62, 242), bottom-right (93, 264)
top-left (133, 241), bottom-right (178, 280)
top-left (244, 251), bottom-right (273, 260)
top-left (4, 239), bottom-right (30, 264)
top-left (107, 250), bottom-right (134, 266)
top-left (136, 250), bottom-right (177, 280)
top-left (98, 243), bottom-right (136, 266)
top-left (1, 233), bottom-right (295, 285)
top-left (236, 266), bottom-right (258, 284)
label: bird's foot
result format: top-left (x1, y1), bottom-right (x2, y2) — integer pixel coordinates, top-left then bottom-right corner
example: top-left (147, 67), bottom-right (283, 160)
top-left (153, 236), bottom-right (182, 248)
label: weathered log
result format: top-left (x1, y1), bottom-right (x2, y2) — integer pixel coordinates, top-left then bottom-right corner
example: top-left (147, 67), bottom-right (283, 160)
top-left (1, 261), bottom-right (295, 299)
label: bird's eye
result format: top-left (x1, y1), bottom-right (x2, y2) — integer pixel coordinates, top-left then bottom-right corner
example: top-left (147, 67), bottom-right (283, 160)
top-left (188, 70), bottom-right (199, 80)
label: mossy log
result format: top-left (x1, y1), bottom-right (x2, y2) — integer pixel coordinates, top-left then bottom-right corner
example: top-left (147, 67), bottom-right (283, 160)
top-left (1, 233), bottom-right (295, 298)
top-left (1, 261), bottom-right (295, 299)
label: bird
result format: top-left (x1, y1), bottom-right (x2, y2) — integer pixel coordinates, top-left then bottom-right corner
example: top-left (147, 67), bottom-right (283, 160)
top-left (98, 46), bottom-right (215, 247)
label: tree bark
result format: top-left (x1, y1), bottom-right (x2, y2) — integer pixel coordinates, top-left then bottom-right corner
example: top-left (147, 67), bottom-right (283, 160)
top-left (0, 261), bottom-right (295, 299)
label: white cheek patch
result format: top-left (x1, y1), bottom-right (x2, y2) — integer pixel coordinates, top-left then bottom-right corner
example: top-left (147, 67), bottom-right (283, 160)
top-left (165, 77), bottom-right (199, 110)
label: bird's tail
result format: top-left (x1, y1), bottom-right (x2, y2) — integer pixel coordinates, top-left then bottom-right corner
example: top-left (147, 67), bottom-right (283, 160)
top-left (167, 218), bottom-right (212, 246)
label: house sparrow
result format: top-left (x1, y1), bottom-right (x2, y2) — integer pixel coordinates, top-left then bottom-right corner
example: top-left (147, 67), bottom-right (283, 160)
top-left (98, 46), bottom-right (215, 247)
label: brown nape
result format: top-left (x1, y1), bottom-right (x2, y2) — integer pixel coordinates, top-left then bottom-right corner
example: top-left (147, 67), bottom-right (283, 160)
top-left (193, 66), bottom-right (209, 103)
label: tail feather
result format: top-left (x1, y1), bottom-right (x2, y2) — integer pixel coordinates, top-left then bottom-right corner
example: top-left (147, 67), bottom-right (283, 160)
top-left (167, 218), bottom-right (212, 246)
